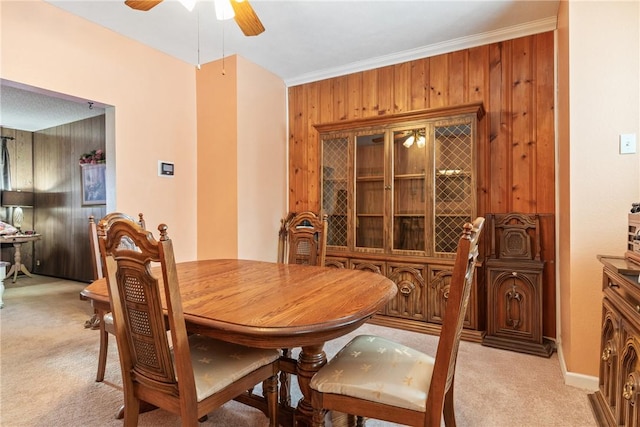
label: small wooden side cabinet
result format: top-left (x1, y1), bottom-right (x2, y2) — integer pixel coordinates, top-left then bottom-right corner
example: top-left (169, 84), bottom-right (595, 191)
top-left (482, 213), bottom-right (554, 357)
top-left (589, 254), bottom-right (640, 427)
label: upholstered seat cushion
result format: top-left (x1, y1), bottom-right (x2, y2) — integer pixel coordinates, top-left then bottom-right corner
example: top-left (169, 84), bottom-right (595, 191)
top-left (310, 335), bottom-right (435, 412)
top-left (187, 334), bottom-right (280, 402)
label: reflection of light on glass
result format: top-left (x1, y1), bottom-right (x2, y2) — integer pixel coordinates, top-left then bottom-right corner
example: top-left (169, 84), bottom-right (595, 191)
top-left (403, 135), bottom-right (415, 148)
top-left (438, 169), bottom-right (463, 175)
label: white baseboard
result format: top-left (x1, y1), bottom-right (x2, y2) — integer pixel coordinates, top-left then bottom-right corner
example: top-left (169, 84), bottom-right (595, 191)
top-left (557, 342), bottom-right (599, 391)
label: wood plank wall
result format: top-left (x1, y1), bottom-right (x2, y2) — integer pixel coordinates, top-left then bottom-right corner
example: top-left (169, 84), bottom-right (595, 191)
top-left (33, 115), bottom-right (106, 282)
top-left (288, 31), bottom-right (556, 337)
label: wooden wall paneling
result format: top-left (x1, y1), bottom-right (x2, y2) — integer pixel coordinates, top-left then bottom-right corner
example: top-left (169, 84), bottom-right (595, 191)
top-left (288, 32), bottom-right (557, 337)
top-left (347, 73), bottom-right (363, 120)
top-left (377, 65), bottom-right (394, 116)
top-left (539, 213), bottom-right (556, 337)
top-left (319, 79), bottom-right (334, 124)
top-left (428, 54), bottom-right (449, 108)
top-left (333, 75), bottom-right (348, 121)
top-left (409, 58), bottom-right (429, 111)
top-left (305, 83), bottom-right (320, 212)
top-left (448, 49), bottom-right (468, 105)
top-left (361, 69), bottom-right (378, 118)
top-left (288, 85), bottom-right (304, 212)
top-left (534, 32), bottom-right (556, 213)
top-left (487, 42), bottom-right (509, 213)
top-left (510, 36), bottom-right (535, 212)
top-left (393, 61), bottom-right (411, 114)
top-left (468, 46), bottom-right (490, 217)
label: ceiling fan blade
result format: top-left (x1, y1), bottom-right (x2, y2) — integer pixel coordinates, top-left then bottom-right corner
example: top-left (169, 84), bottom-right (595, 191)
top-left (230, 0), bottom-right (265, 36)
top-left (124, 0), bottom-right (163, 11)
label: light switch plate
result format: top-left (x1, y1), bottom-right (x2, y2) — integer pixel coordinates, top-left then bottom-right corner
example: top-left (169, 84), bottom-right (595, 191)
top-left (620, 134), bottom-right (637, 154)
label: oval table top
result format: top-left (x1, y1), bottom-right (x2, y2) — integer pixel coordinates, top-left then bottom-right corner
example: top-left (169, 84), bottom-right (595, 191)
top-left (81, 258), bottom-right (397, 348)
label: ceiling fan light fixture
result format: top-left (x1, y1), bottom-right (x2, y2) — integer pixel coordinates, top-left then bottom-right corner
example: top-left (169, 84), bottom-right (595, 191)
top-left (214, 0), bottom-right (235, 20)
top-left (178, 0), bottom-right (196, 12)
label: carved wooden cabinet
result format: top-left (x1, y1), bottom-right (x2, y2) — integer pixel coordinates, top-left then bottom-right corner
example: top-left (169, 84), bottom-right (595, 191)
top-left (317, 103), bottom-right (485, 341)
top-left (590, 255), bottom-right (640, 427)
top-left (482, 213), bottom-right (554, 356)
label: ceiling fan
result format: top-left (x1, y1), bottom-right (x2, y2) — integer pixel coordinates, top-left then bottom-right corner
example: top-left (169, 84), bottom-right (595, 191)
top-left (124, 0), bottom-right (265, 36)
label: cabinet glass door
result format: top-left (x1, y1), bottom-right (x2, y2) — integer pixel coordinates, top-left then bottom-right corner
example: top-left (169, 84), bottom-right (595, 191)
top-left (392, 127), bottom-right (427, 252)
top-left (355, 133), bottom-right (384, 249)
top-left (321, 135), bottom-right (349, 247)
top-left (434, 121), bottom-right (473, 253)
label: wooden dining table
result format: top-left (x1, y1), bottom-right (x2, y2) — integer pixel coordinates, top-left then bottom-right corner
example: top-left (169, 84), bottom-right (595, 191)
top-left (81, 258), bottom-right (397, 426)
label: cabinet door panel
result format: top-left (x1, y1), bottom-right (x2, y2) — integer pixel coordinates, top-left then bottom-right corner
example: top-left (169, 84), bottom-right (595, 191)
top-left (386, 263), bottom-right (426, 320)
top-left (355, 134), bottom-right (384, 250)
top-left (428, 263), bottom-right (474, 327)
top-left (600, 298), bottom-right (620, 413)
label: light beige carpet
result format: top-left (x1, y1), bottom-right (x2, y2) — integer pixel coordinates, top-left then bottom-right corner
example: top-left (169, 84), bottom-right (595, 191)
top-left (0, 275), bottom-right (596, 426)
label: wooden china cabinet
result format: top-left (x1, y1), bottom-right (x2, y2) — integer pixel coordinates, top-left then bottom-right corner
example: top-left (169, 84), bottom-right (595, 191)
top-left (316, 102), bottom-right (485, 341)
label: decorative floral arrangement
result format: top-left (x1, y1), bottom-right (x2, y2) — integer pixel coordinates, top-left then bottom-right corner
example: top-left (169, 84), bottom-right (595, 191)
top-left (79, 149), bottom-right (105, 165)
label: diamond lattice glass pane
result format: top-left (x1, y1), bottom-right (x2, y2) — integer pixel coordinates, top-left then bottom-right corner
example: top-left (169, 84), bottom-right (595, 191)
top-left (322, 137), bottom-right (349, 247)
top-left (434, 123), bottom-right (472, 253)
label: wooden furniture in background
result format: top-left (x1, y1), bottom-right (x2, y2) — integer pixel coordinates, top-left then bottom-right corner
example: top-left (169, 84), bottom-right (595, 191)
top-left (287, 31), bottom-right (557, 340)
top-left (278, 211), bottom-right (328, 266)
top-left (589, 254), bottom-right (640, 426)
top-left (97, 217), bottom-right (281, 427)
top-left (87, 212), bottom-right (146, 384)
top-left (1, 233), bottom-right (41, 283)
top-left (310, 218), bottom-right (484, 427)
top-left (81, 258), bottom-right (397, 427)
top-left (482, 213), bottom-right (554, 357)
top-left (317, 102), bottom-right (485, 341)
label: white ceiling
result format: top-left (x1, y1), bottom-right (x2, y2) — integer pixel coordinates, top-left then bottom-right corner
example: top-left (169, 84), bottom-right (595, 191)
top-left (1, 0), bottom-right (559, 132)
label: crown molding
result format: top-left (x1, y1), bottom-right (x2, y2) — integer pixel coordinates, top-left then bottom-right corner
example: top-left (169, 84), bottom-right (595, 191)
top-left (286, 16), bottom-right (558, 88)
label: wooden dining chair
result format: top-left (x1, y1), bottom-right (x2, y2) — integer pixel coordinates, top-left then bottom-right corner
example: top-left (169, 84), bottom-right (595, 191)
top-left (278, 211), bottom-right (328, 266)
top-left (97, 216), bottom-right (280, 426)
top-left (309, 217), bottom-right (485, 427)
top-left (276, 211), bottom-right (329, 407)
top-left (88, 212), bottom-right (145, 383)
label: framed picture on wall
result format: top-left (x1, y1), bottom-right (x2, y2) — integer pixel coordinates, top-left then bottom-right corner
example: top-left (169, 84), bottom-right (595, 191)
top-left (81, 164), bottom-right (106, 206)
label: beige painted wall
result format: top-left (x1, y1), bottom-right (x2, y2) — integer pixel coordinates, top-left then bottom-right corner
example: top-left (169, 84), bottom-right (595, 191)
top-left (196, 56), bottom-right (287, 261)
top-left (559, 0), bottom-right (640, 379)
top-left (236, 56), bottom-right (287, 262)
top-left (196, 56), bottom-right (239, 259)
top-left (1, 0), bottom-right (198, 261)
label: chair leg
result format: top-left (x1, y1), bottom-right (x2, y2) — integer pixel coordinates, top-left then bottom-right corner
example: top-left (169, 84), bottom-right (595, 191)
top-left (264, 374), bottom-right (279, 427)
top-left (443, 383), bottom-right (457, 427)
top-left (96, 317), bottom-right (109, 382)
top-left (123, 397), bottom-right (140, 427)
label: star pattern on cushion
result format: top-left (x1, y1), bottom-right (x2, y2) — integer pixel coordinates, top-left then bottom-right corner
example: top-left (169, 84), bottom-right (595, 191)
top-left (199, 357), bottom-right (212, 364)
top-left (330, 370), bottom-right (344, 381)
top-left (229, 353), bottom-right (242, 360)
top-left (309, 334), bottom-right (436, 412)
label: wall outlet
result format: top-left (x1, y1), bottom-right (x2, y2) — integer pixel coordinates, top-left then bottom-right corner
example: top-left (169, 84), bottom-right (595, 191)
top-left (620, 134), bottom-right (637, 154)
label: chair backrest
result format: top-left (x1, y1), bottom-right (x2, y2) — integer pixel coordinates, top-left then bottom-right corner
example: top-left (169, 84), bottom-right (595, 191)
top-left (98, 216), bottom-right (198, 408)
top-left (426, 217), bottom-right (484, 424)
top-left (278, 211), bottom-right (328, 267)
top-left (488, 212), bottom-right (540, 261)
top-left (89, 212), bottom-right (145, 281)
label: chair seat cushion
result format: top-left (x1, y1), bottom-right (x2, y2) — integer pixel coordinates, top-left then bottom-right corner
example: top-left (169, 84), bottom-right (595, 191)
top-left (310, 335), bottom-right (434, 412)
top-left (187, 334), bottom-right (280, 402)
